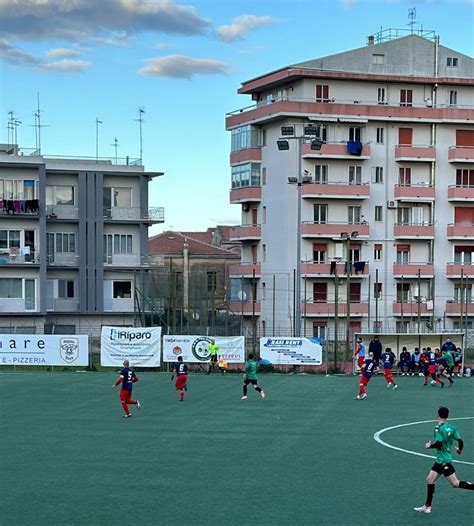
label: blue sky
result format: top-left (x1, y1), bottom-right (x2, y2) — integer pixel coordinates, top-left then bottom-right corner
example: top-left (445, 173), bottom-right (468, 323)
top-left (0, 0), bottom-right (473, 235)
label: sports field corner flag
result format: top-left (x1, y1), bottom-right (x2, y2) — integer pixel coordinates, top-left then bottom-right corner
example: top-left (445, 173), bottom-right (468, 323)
top-left (101, 326), bottom-right (161, 367)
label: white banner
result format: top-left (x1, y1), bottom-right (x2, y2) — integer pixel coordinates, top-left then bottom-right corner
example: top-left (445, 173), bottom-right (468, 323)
top-left (260, 337), bottom-right (322, 365)
top-left (163, 336), bottom-right (245, 363)
top-left (0, 334), bottom-right (89, 366)
top-left (100, 326), bottom-right (161, 367)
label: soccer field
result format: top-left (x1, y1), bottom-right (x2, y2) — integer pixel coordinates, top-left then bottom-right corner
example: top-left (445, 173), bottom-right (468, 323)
top-left (2, 372), bottom-right (473, 526)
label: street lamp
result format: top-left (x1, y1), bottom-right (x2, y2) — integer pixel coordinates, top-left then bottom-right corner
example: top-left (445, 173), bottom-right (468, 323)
top-left (341, 231), bottom-right (358, 359)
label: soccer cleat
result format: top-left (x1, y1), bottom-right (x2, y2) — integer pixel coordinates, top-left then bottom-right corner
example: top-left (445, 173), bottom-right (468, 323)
top-left (393, 384), bottom-right (398, 390)
top-left (386, 383), bottom-right (392, 389)
top-left (355, 395), bottom-right (361, 400)
top-left (360, 393), bottom-right (367, 400)
top-left (441, 382), bottom-right (445, 389)
top-left (241, 395), bottom-right (248, 400)
top-left (414, 505), bottom-right (431, 514)
top-left (123, 413), bottom-right (132, 418)
top-left (423, 382), bottom-right (428, 386)
top-left (136, 400), bottom-right (140, 409)
top-left (260, 391), bottom-right (266, 398)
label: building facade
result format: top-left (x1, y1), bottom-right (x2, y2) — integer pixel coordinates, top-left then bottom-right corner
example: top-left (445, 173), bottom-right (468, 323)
top-left (225, 31), bottom-right (474, 340)
top-left (0, 146), bottom-right (163, 335)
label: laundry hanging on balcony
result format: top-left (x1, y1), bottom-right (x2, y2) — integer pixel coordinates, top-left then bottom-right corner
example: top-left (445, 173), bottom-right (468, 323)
top-left (346, 141), bottom-right (363, 156)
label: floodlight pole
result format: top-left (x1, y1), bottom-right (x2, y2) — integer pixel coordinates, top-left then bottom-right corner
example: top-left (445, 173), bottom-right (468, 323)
top-left (295, 136), bottom-right (303, 337)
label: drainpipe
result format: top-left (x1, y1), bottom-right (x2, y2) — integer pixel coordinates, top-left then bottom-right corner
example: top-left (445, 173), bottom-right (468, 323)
top-left (183, 239), bottom-right (189, 317)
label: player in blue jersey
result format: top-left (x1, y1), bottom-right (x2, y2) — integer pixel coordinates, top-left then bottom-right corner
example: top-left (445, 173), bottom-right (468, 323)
top-left (355, 351), bottom-right (378, 400)
top-left (172, 356), bottom-right (188, 401)
top-left (381, 347), bottom-right (398, 390)
top-left (112, 359), bottom-right (140, 418)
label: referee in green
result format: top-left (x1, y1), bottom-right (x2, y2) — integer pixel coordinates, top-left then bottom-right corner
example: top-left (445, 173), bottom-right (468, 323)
top-left (207, 338), bottom-right (220, 374)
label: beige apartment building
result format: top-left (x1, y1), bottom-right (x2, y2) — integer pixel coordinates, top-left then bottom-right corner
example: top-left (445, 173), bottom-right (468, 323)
top-left (225, 30), bottom-right (474, 340)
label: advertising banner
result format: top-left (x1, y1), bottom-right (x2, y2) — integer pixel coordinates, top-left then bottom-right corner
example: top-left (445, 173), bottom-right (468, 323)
top-left (260, 337), bottom-right (322, 365)
top-left (163, 335), bottom-right (245, 363)
top-left (100, 326), bottom-right (161, 367)
top-left (0, 334), bottom-right (89, 366)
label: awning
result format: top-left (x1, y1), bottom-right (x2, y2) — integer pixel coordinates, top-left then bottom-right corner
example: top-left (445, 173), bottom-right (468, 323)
top-left (338, 117), bottom-right (369, 123)
top-left (308, 116), bottom-right (338, 122)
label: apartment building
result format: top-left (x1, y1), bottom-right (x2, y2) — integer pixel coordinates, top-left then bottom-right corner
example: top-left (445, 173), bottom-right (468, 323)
top-left (225, 30), bottom-right (474, 339)
top-left (0, 146), bottom-right (163, 335)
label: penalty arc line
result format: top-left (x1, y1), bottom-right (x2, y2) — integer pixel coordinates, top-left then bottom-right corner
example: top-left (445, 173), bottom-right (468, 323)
top-left (374, 417), bottom-right (474, 466)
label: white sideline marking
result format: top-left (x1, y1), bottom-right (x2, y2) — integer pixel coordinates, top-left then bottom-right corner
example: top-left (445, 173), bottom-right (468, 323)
top-left (374, 417), bottom-right (474, 466)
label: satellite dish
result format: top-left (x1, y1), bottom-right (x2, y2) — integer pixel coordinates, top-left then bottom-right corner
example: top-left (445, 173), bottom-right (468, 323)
top-left (237, 290), bottom-right (247, 301)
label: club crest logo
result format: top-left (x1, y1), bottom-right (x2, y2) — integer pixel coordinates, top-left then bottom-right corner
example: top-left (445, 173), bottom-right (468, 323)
top-left (172, 346), bottom-right (182, 356)
top-left (60, 338), bottom-right (80, 364)
top-left (191, 337), bottom-right (211, 361)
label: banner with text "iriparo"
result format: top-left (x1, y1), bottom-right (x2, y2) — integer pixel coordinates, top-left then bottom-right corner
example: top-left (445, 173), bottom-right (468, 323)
top-left (260, 337), bottom-right (322, 365)
top-left (0, 334), bottom-right (89, 366)
top-left (100, 326), bottom-right (162, 367)
top-left (163, 336), bottom-right (245, 363)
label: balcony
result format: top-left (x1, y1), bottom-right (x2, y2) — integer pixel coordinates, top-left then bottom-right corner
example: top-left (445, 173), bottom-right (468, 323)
top-left (446, 263), bottom-right (474, 278)
top-left (304, 301), bottom-right (369, 316)
top-left (448, 185), bottom-right (474, 202)
top-left (103, 298), bottom-right (134, 312)
top-left (229, 262), bottom-right (261, 277)
top-left (46, 205), bottom-right (79, 220)
top-left (392, 301), bottom-right (430, 315)
top-left (47, 298), bottom-right (80, 312)
top-left (301, 261), bottom-right (369, 276)
top-left (0, 298), bottom-right (37, 313)
top-left (104, 253), bottom-right (143, 267)
top-left (301, 142), bottom-right (371, 160)
top-left (302, 182), bottom-right (370, 199)
top-left (47, 253), bottom-right (79, 266)
top-left (229, 186), bottom-right (262, 204)
top-left (393, 223), bottom-right (435, 239)
top-left (228, 301), bottom-right (261, 316)
top-left (445, 302), bottom-right (474, 316)
top-left (0, 249), bottom-right (39, 265)
top-left (447, 223), bottom-right (474, 240)
top-left (448, 146), bottom-right (474, 163)
top-left (0, 202), bottom-right (39, 217)
top-left (229, 224), bottom-right (261, 241)
top-left (393, 262), bottom-right (434, 278)
top-left (394, 145), bottom-right (436, 162)
top-left (301, 222), bottom-right (369, 238)
top-left (103, 207), bottom-right (164, 223)
top-left (230, 148), bottom-right (262, 164)
top-left (394, 184), bottom-right (435, 201)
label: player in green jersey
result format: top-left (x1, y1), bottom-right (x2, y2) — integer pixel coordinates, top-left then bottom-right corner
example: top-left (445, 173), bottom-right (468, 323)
top-left (241, 354), bottom-right (266, 400)
top-left (414, 406), bottom-right (474, 514)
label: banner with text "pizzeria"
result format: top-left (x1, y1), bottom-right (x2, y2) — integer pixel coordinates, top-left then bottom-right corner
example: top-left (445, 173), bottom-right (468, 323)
top-left (0, 334), bottom-right (89, 366)
top-left (163, 336), bottom-right (245, 363)
top-left (100, 326), bottom-right (161, 367)
top-left (260, 337), bottom-right (322, 365)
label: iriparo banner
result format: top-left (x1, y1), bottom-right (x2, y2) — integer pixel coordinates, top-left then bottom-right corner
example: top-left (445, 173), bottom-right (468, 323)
top-left (163, 336), bottom-right (245, 363)
top-left (260, 337), bottom-right (322, 365)
top-left (0, 334), bottom-right (89, 366)
top-left (100, 326), bottom-right (161, 367)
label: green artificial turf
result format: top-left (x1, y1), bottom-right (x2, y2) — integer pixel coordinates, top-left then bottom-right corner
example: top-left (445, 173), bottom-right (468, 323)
top-left (1, 372), bottom-right (473, 525)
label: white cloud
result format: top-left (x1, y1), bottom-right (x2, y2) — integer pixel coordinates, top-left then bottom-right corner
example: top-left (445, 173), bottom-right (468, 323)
top-left (139, 54), bottom-right (231, 78)
top-left (46, 47), bottom-right (81, 58)
top-left (39, 59), bottom-right (91, 72)
top-left (155, 42), bottom-right (172, 50)
top-left (0, 0), bottom-right (211, 41)
top-left (0, 38), bottom-right (39, 65)
top-left (339, 0), bottom-right (358, 7)
top-left (217, 14), bottom-right (276, 42)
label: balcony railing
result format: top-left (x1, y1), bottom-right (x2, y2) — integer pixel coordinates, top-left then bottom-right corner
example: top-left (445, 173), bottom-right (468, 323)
top-left (0, 200), bottom-right (39, 216)
top-left (229, 186), bottom-right (262, 203)
top-left (392, 301), bottom-right (431, 315)
top-left (47, 253), bottom-right (79, 266)
top-left (0, 249), bottom-right (39, 265)
top-left (14, 148), bottom-right (142, 166)
top-left (447, 223), bottom-right (474, 239)
top-left (103, 206), bottom-right (164, 222)
top-left (47, 298), bottom-right (80, 312)
top-left (46, 205), bottom-right (79, 220)
top-left (446, 262), bottom-right (474, 277)
top-left (0, 298), bottom-right (37, 313)
top-left (229, 224), bottom-right (261, 241)
top-left (301, 261), bottom-right (369, 276)
top-left (302, 181), bottom-right (370, 199)
top-left (445, 302), bottom-right (474, 315)
top-left (301, 142), bottom-right (371, 159)
top-left (394, 183), bottom-right (435, 200)
top-left (103, 298), bottom-right (134, 312)
top-left (393, 262), bottom-right (434, 277)
top-left (301, 221), bottom-right (370, 238)
top-left (304, 301), bottom-right (369, 316)
top-left (448, 146), bottom-right (474, 163)
top-left (447, 185), bottom-right (474, 201)
top-left (228, 301), bottom-right (261, 315)
top-left (394, 145), bottom-right (436, 161)
top-left (393, 223), bottom-right (435, 238)
top-left (228, 263), bottom-right (261, 277)
top-left (104, 253), bottom-right (143, 266)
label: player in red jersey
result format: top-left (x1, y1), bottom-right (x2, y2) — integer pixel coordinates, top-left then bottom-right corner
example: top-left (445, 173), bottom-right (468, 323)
top-left (355, 351), bottom-right (378, 400)
top-left (112, 359), bottom-right (140, 417)
top-left (419, 349), bottom-right (430, 385)
top-left (172, 356), bottom-right (188, 401)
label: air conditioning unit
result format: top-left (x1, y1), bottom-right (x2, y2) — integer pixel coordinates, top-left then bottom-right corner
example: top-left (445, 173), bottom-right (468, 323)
top-left (387, 200), bottom-right (397, 209)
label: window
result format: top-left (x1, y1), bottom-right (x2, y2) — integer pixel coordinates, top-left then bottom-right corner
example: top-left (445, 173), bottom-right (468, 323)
top-left (349, 165), bottom-right (362, 185)
top-left (231, 125), bottom-right (260, 152)
top-left (372, 54), bottom-right (385, 65)
top-left (375, 206), bottom-right (383, 222)
top-left (55, 233), bottom-right (75, 253)
top-left (399, 167), bottom-right (412, 186)
top-left (396, 245), bottom-right (410, 264)
top-left (377, 88), bottom-right (386, 104)
top-left (262, 206), bottom-right (266, 224)
top-left (454, 284), bottom-right (472, 303)
top-left (396, 283), bottom-right (410, 302)
top-left (262, 244), bottom-right (266, 262)
top-left (46, 185), bottom-right (75, 206)
top-left (110, 234), bottom-right (132, 254)
top-left (349, 247), bottom-right (361, 262)
top-left (314, 164), bottom-right (328, 183)
top-left (447, 57), bottom-right (459, 67)
top-left (376, 127), bottom-right (384, 144)
top-left (313, 243), bottom-right (327, 263)
top-left (396, 321), bottom-right (409, 333)
top-left (112, 188), bottom-right (132, 208)
top-left (374, 166), bottom-right (384, 183)
top-left (316, 84), bottom-right (330, 102)
top-left (313, 204), bottom-right (327, 224)
top-left (348, 206), bottom-right (362, 224)
top-left (0, 179), bottom-right (36, 200)
top-left (456, 169), bottom-right (474, 187)
top-left (0, 230), bottom-right (20, 249)
top-left (454, 246), bottom-right (473, 264)
top-left (113, 281), bottom-right (132, 299)
top-left (207, 272), bottom-right (217, 293)
top-left (374, 244), bottom-right (382, 261)
top-left (400, 89), bottom-right (413, 107)
top-left (312, 322), bottom-right (327, 340)
top-left (313, 283), bottom-right (327, 302)
top-left (262, 167), bottom-right (267, 186)
top-left (309, 124), bottom-right (327, 142)
top-left (449, 90), bottom-right (458, 107)
top-left (349, 127), bottom-right (362, 142)
top-left (397, 208), bottom-right (410, 225)
top-left (58, 280), bottom-right (75, 299)
top-left (231, 163), bottom-right (261, 189)
top-left (0, 278), bottom-right (22, 298)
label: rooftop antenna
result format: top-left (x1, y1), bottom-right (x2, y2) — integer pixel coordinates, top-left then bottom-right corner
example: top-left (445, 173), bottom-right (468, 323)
top-left (95, 117), bottom-right (103, 161)
top-left (136, 107), bottom-right (145, 163)
top-left (111, 137), bottom-right (119, 163)
top-left (29, 93), bottom-right (49, 154)
top-left (7, 111), bottom-right (22, 148)
top-left (408, 7), bottom-right (416, 35)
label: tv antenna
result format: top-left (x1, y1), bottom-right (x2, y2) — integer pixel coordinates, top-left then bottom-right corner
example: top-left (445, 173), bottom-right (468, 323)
top-left (95, 117), bottom-right (103, 161)
top-left (111, 137), bottom-right (119, 163)
top-left (29, 93), bottom-right (49, 154)
top-left (136, 108), bottom-right (145, 163)
top-left (408, 7), bottom-right (416, 34)
top-left (7, 111), bottom-right (22, 148)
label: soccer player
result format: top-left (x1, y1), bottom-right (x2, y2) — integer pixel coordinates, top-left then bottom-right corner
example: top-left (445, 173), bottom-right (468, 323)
top-left (354, 337), bottom-right (366, 371)
top-left (355, 351), bottom-right (377, 400)
top-left (437, 349), bottom-right (455, 386)
top-left (172, 356), bottom-right (188, 401)
top-left (112, 359), bottom-right (140, 418)
top-left (427, 347), bottom-right (444, 388)
top-left (414, 406), bottom-right (474, 514)
top-left (207, 338), bottom-right (220, 374)
top-left (381, 347), bottom-right (398, 390)
top-left (242, 353), bottom-right (265, 400)
top-left (420, 348), bottom-right (430, 386)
